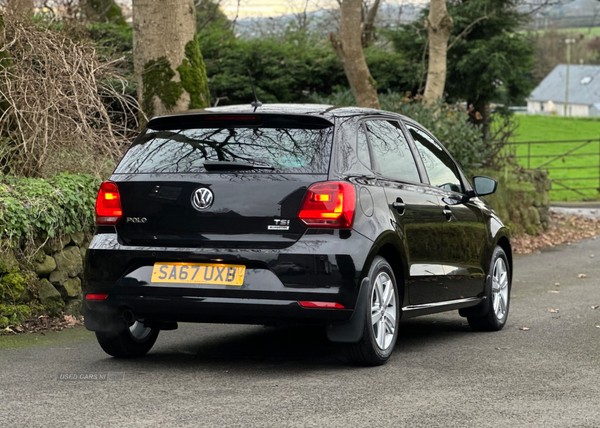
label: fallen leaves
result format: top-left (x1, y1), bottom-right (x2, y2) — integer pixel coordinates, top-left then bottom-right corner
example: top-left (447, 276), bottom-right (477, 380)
top-left (548, 290), bottom-right (560, 294)
top-left (548, 308), bottom-right (559, 313)
top-left (592, 305), bottom-right (600, 310)
top-left (520, 327), bottom-right (531, 331)
top-left (63, 315), bottom-right (77, 327)
top-left (554, 282), bottom-right (560, 286)
top-left (0, 314), bottom-right (84, 336)
top-left (512, 212), bottom-right (600, 254)
top-left (578, 273), bottom-right (587, 279)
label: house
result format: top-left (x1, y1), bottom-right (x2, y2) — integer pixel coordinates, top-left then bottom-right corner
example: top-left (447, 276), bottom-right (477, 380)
top-left (527, 64), bottom-right (600, 117)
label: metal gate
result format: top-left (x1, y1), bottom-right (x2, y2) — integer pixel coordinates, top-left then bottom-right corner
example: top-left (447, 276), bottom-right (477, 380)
top-left (506, 136), bottom-right (600, 199)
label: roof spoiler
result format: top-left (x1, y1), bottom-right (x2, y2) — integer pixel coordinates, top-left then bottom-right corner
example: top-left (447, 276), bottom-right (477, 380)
top-left (147, 113), bottom-right (334, 131)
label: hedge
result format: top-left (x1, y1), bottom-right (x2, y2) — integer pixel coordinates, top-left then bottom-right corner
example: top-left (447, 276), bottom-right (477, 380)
top-left (0, 173), bottom-right (100, 247)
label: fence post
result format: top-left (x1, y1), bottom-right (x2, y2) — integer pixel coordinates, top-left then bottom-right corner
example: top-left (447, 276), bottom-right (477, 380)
top-left (528, 141), bottom-right (531, 169)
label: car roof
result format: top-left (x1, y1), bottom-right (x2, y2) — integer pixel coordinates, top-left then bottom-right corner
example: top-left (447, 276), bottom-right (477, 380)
top-left (150, 103), bottom-right (415, 124)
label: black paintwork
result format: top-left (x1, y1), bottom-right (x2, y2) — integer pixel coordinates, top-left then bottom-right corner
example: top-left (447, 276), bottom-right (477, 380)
top-left (83, 104), bottom-right (511, 340)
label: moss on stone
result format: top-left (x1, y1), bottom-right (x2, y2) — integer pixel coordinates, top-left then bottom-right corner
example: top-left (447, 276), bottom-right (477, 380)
top-left (0, 246), bottom-right (19, 274)
top-left (479, 167), bottom-right (552, 237)
top-left (0, 303), bottom-right (15, 317)
top-left (0, 303), bottom-right (30, 326)
top-left (0, 272), bottom-right (26, 301)
top-left (525, 224), bottom-right (539, 236)
top-left (141, 57), bottom-right (183, 118)
top-left (177, 35), bottom-right (211, 110)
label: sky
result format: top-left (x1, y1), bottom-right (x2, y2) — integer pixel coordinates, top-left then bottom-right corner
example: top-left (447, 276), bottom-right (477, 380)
top-left (217, 0), bottom-right (426, 19)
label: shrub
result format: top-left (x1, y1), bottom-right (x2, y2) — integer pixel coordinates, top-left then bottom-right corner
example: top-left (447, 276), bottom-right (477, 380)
top-left (0, 13), bottom-right (138, 178)
top-left (380, 93), bottom-right (491, 174)
top-left (198, 25), bottom-right (410, 105)
top-left (313, 90), bottom-right (491, 174)
top-left (0, 173), bottom-right (100, 248)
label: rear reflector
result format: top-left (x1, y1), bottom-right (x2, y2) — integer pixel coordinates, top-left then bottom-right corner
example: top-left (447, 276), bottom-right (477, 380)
top-left (298, 301), bottom-right (345, 309)
top-left (96, 181), bottom-right (122, 225)
top-left (298, 182), bottom-right (356, 228)
top-left (85, 294), bottom-right (108, 301)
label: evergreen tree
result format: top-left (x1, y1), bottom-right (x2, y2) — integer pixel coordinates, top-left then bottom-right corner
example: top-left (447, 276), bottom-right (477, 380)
top-left (390, 0), bottom-right (535, 137)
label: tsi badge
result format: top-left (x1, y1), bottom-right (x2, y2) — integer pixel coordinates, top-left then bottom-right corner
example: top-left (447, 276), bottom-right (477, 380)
top-left (268, 219), bottom-right (290, 231)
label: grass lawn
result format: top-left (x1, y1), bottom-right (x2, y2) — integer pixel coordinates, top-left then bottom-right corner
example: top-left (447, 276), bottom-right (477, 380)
top-left (510, 115), bottom-right (600, 201)
top-left (525, 27), bottom-right (600, 38)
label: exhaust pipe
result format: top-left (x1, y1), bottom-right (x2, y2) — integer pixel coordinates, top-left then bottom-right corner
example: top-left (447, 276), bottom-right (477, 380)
top-left (122, 309), bottom-right (135, 323)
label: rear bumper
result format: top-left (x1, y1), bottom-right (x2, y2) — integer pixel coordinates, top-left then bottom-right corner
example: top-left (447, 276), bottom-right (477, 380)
top-left (83, 231), bottom-right (373, 331)
top-left (83, 295), bottom-right (353, 331)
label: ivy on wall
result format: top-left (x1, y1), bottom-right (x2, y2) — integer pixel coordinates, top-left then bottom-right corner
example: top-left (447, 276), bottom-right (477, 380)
top-left (0, 173), bottom-right (101, 246)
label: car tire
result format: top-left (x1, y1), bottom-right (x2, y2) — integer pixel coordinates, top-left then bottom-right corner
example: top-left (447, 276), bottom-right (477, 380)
top-left (345, 256), bottom-right (400, 366)
top-left (467, 246), bottom-right (511, 332)
top-left (95, 319), bottom-right (159, 358)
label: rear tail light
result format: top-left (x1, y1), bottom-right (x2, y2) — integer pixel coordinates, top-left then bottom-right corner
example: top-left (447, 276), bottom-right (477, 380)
top-left (298, 301), bottom-right (345, 309)
top-left (298, 182), bottom-right (356, 228)
top-left (85, 294), bottom-right (108, 301)
top-left (96, 181), bottom-right (122, 225)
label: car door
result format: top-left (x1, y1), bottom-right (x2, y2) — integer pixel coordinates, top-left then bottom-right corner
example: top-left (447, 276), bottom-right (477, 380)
top-left (405, 124), bottom-right (487, 301)
top-left (361, 119), bottom-right (447, 305)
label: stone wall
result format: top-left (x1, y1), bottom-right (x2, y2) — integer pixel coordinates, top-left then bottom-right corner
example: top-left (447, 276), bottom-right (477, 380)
top-left (0, 232), bottom-right (90, 327)
top-left (32, 232), bottom-right (89, 317)
top-left (482, 168), bottom-right (552, 236)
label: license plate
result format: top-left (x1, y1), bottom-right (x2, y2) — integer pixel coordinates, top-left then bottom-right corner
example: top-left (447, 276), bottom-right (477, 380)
top-left (151, 262), bottom-right (245, 286)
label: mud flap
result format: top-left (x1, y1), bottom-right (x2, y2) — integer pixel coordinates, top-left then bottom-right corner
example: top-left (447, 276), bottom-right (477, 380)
top-left (459, 274), bottom-right (491, 318)
top-left (326, 277), bottom-right (369, 343)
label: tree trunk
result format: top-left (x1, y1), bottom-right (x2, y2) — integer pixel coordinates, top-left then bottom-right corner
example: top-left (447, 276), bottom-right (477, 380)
top-left (331, 0), bottom-right (380, 109)
top-left (469, 99), bottom-right (491, 140)
top-left (422, 0), bottom-right (454, 107)
top-left (133, 0), bottom-right (210, 121)
top-left (361, 0), bottom-right (382, 48)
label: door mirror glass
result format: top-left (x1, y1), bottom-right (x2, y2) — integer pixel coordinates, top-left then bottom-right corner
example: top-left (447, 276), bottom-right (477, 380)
top-left (473, 176), bottom-right (497, 196)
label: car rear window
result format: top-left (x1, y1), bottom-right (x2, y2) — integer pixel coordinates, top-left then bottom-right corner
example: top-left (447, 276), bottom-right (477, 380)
top-left (114, 124), bottom-right (334, 174)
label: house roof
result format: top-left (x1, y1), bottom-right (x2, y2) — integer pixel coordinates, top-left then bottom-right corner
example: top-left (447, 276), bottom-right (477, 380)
top-left (528, 64), bottom-right (600, 105)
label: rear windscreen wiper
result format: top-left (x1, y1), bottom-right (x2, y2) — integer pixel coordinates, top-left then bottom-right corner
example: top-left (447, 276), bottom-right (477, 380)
top-left (203, 161), bottom-right (275, 171)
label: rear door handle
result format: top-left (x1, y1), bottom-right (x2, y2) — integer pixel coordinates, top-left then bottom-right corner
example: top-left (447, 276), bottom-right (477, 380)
top-left (392, 199), bottom-right (406, 215)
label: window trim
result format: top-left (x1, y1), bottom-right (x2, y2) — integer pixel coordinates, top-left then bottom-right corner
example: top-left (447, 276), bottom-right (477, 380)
top-left (356, 122), bottom-right (374, 171)
top-left (359, 117), bottom-right (425, 185)
top-left (404, 122), bottom-right (469, 196)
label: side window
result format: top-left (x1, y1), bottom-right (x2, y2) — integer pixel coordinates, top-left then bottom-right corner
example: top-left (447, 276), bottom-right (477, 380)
top-left (364, 120), bottom-right (420, 183)
top-left (407, 125), bottom-right (463, 193)
top-left (356, 124), bottom-right (371, 169)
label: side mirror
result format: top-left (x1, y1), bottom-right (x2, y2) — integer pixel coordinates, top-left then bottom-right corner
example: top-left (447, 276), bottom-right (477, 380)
top-left (473, 176), bottom-right (497, 196)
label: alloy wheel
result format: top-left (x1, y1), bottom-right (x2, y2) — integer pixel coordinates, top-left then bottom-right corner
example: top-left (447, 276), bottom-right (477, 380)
top-left (129, 320), bottom-right (152, 341)
top-left (370, 271), bottom-right (397, 350)
top-left (491, 258), bottom-right (509, 320)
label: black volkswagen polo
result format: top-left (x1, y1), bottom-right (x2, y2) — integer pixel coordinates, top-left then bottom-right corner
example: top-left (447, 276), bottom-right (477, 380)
top-left (83, 104), bottom-right (512, 365)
